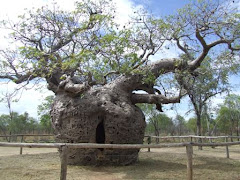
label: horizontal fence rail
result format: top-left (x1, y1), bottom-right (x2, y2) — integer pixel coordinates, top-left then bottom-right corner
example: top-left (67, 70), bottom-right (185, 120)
top-left (1, 134), bottom-right (239, 139)
top-left (1, 141), bottom-right (240, 149)
top-left (144, 135), bottom-right (240, 139)
top-left (0, 134), bottom-right (54, 137)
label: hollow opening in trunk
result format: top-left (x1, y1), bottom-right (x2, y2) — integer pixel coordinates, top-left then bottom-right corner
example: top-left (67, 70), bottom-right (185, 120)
top-left (96, 119), bottom-right (105, 151)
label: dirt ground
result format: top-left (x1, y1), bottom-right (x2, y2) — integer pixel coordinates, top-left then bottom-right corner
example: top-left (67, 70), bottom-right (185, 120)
top-left (0, 147), bottom-right (57, 156)
top-left (0, 145), bottom-right (239, 180)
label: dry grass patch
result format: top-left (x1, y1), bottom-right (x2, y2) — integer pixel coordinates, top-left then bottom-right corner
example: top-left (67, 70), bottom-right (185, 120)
top-left (0, 146), bottom-right (239, 180)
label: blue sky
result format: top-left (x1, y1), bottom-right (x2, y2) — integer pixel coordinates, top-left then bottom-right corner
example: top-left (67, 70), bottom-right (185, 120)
top-left (0, 0), bottom-right (239, 120)
top-left (132, 0), bottom-right (189, 15)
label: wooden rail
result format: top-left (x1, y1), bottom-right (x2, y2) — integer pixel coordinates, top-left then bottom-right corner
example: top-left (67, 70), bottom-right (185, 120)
top-left (144, 135), bottom-right (240, 140)
top-left (0, 134), bottom-right (54, 137)
top-left (0, 134), bottom-right (54, 145)
top-left (0, 141), bottom-right (239, 180)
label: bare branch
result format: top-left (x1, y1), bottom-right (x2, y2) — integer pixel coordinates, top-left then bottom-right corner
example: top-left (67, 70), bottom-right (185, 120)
top-left (174, 36), bottom-right (194, 60)
top-left (50, 12), bottom-right (100, 53)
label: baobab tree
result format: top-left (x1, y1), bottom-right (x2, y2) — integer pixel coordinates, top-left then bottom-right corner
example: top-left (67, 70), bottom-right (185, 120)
top-left (0, 0), bottom-right (239, 165)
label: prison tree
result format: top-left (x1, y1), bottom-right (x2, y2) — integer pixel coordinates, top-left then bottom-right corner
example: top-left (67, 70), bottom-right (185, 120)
top-left (0, 0), bottom-right (239, 165)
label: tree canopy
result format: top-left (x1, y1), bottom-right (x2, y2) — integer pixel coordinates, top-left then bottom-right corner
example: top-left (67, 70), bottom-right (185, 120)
top-left (0, 0), bottom-right (239, 107)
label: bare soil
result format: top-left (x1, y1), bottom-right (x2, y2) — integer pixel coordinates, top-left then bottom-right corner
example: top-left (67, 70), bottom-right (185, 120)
top-left (0, 146), bottom-right (239, 180)
top-left (0, 147), bottom-right (57, 156)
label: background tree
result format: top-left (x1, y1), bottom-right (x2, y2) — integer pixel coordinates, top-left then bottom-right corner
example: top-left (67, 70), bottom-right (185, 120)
top-left (0, 0), bottom-right (239, 165)
top-left (37, 95), bottom-right (54, 134)
top-left (148, 111), bottom-right (173, 137)
top-left (186, 117), bottom-right (197, 134)
top-left (0, 112), bottom-right (38, 136)
top-left (138, 104), bottom-right (174, 138)
top-left (7, 112), bottom-right (37, 134)
top-left (177, 57), bottom-right (237, 148)
top-left (173, 115), bottom-right (187, 136)
top-left (202, 104), bottom-right (217, 136)
top-left (224, 94), bottom-right (240, 139)
top-left (0, 92), bottom-right (15, 131)
top-left (216, 94), bottom-right (240, 140)
top-left (0, 114), bottom-right (10, 141)
top-left (0, 91), bottom-right (22, 138)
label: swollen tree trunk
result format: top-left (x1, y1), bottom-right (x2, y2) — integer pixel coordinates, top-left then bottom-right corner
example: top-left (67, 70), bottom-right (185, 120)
top-left (49, 59), bottom-right (185, 165)
top-left (51, 75), bottom-right (146, 165)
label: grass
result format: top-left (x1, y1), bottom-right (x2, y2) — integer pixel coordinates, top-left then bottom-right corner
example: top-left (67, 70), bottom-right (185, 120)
top-left (0, 146), bottom-right (239, 180)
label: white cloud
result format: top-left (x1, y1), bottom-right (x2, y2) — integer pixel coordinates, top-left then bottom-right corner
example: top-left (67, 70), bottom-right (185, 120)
top-left (0, 0), bottom-right (43, 19)
top-left (113, 0), bottom-right (141, 27)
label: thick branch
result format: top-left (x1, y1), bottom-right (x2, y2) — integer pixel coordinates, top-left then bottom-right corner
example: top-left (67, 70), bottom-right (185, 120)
top-left (113, 58), bottom-right (186, 93)
top-left (195, 28), bottom-right (207, 47)
top-left (64, 82), bottom-right (89, 95)
top-left (189, 27), bottom-right (238, 71)
top-left (135, 84), bottom-right (155, 94)
top-left (188, 49), bottom-right (209, 70)
top-left (147, 58), bottom-right (182, 77)
top-left (58, 77), bottom-right (90, 96)
top-left (134, 84), bottom-right (164, 111)
top-left (131, 92), bottom-right (186, 105)
top-left (188, 28), bottom-right (210, 70)
top-left (0, 74), bottom-right (15, 81)
top-left (188, 37), bottom-right (235, 71)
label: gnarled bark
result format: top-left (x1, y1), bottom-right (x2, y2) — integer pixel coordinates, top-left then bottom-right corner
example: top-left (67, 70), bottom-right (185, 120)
top-left (51, 77), bottom-right (146, 165)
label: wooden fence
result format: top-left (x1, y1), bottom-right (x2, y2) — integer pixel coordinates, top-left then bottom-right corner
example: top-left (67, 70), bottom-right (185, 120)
top-left (144, 135), bottom-right (240, 143)
top-left (0, 141), bottom-right (240, 180)
top-left (0, 134), bottom-right (54, 154)
top-left (144, 135), bottom-right (240, 156)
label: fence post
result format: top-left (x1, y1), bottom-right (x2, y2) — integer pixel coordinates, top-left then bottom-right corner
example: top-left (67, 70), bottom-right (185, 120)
top-left (60, 145), bottom-right (68, 180)
top-left (186, 144), bottom-right (193, 180)
top-left (147, 136), bottom-right (151, 152)
top-left (225, 137), bottom-right (229, 158)
top-left (20, 135), bottom-right (24, 155)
